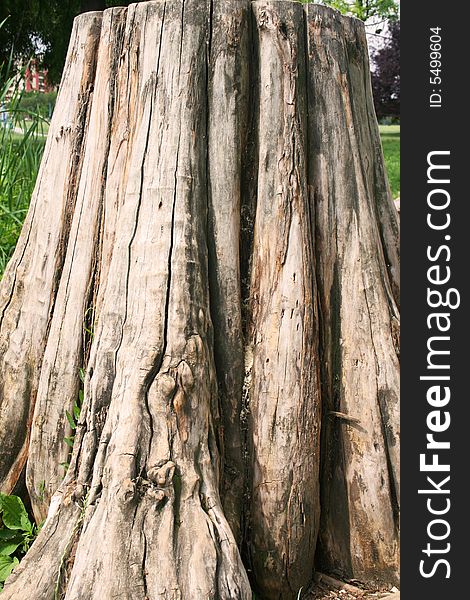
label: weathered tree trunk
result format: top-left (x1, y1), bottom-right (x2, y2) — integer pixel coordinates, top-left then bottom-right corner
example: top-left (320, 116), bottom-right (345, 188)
top-left (0, 1), bottom-right (399, 598)
top-left (304, 7), bottom-right (400, 586)
top-left (0, 11), bottom-right (101, 499)
top-left (244, 3), bottom-right (321, 597)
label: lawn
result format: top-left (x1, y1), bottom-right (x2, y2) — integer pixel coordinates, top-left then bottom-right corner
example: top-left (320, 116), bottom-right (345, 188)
top-left (0, 129), bottom-right (45, 274)
top-left (379, 124), bottom-right (400, 199)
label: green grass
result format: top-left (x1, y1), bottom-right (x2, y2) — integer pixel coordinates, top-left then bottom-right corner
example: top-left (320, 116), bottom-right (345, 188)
top-left (0, 127), bottom-right (45, 275)
top-left (379, 124), bottom-right (400, 199)
top-left (1, 48), bottom-right (48, 276)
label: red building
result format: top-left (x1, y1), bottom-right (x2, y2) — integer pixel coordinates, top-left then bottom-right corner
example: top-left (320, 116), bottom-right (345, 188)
top-left (24, 60), bottom-right (52, 93)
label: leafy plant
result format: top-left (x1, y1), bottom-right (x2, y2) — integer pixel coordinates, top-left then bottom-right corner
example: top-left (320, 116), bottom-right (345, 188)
top-left (0, 494), bottom-right (39, 590)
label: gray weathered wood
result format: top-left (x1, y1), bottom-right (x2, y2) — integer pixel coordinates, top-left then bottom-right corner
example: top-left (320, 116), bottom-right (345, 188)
top-left (0, 11), bottom-right (101, 496)
top-left (245, 2), bottom-right (321, 597)
top-left (3, 3), bottom-right (251, 598)
top-left (207, 0), bottom-right (251, 546)
top-left (305, 5), bottom-right (400, 586)
top-left (26, 6), bottom-right (128, 523)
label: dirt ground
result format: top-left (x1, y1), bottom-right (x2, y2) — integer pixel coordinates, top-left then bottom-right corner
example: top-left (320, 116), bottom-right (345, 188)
top-left (307, 589), bottom-right (395, 599)
top-left (303, 575), bottom-right (399, 600)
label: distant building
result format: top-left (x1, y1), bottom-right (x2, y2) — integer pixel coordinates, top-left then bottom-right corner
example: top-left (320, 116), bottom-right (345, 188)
top-left (3, 58), bottom-right (55, 104)
top-left (24, 60), bottom-right (53, 93)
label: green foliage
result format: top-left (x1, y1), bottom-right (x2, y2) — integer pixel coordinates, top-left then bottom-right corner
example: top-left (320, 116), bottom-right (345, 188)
top-left (0, 494), bottom-right (39, 590)
top-left (0, 3), bottom-right (40, 80)
top-left (314, 0), bottom-right (399, 21)
top-left (0, 556), bottom-right (19, 590)
top-left (0, 1), bottom-right (150, 86)
top-left (18, 91), bottom-right (57, 119)
top-left (1, 51), bottom-right (47, 277)
top-left (0, 1), bottom-right (77, 85)
top-left (83, 307), bottom-right (95, 341)
top-left (37, 481), bottom-right (46, 503)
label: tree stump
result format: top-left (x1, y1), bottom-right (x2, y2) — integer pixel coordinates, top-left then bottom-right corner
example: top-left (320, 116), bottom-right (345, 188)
top-left (0, 1), bottom-right (400, 598)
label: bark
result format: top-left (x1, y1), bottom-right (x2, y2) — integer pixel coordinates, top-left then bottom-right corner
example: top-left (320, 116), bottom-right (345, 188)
top-left (0, 11), bottom-right (101, 497)
top-left (304, 5), bottom-right (400, 586)
top-left (245, 2), bottom-right (321, 597)
top-left (0, 1), bottom-right (399, 598)
top-left (26, 5), bottom-right (127, 524)
top-left (207, 0), bottom-right (251, 546)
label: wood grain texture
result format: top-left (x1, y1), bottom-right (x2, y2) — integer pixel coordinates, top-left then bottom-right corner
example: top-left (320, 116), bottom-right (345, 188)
top-left (0, 1), bottom-right (400, 597)
top-left (304, 4), bottom-right (400, 586)
top-left (246, 2), bottom-right (321, 597)
top-left (26, 6), bottom-right (128, 523)
top-left (0, 11), bottom-right (102, 496)
top-left (207, 0), bottom-right (251, 546)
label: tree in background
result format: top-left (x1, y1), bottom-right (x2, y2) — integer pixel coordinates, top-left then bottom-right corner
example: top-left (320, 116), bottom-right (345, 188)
top-left (0, 1), bottom-right (77, 84)
top-left (0, 1), bottom-right (43, 74)
top-left (2, 1), bottom-right (401, 86)
top-left (320, 0), bottom-right (398, 21)
top-left (0, 1), bottom-right (133, 85)
top-left (371, 20), bottom-right (400, 120)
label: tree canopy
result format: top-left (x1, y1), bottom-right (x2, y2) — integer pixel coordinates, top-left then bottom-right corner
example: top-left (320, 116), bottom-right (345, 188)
top-left (371, 19), bottom-right (400, 119)
top-left (0, 1), bottom-right (133, 84)
top-left (1, 1), bottom-right (400, 85)
top-left (319, 0), bottom-right (399, 21)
